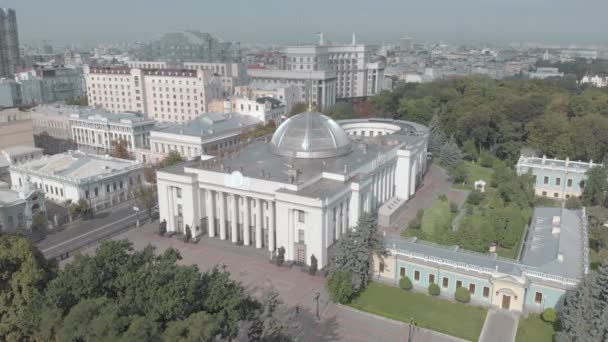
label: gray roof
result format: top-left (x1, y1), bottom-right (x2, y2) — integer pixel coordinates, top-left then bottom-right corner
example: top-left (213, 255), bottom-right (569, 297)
top-left (517, 155), bottom-right (600, 172)
top-left (270, 112), bottom-right (352, 159)
top-left (71, 109), bottom-right (154, 125)
top-left (154, 112), bottom-right (262, 138)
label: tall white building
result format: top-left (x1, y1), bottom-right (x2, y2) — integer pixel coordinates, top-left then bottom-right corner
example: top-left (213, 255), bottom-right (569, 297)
top-left (84, 65), bottom-right (223, 123)
top-left (70, 110), bottom-right (156, 155)
top-left (184, 62), bottom-right (248, 96)
top-left (156, 112), bottom-right (428, 268)
top-left (235, 83), bottom-right (300, 115)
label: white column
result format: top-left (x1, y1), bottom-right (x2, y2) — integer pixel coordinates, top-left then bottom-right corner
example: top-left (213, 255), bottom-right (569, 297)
top-left (335, 205), bottom-right (342, 240)
top-left (231, 193), bottom-right (238, 243)
top-left (342, 200), bottom-right (348, 233)
top-left (207, 190), bottom-right (215, 237)
top-left (256, 198), bottom-right (263, 249)
top-left (268, 201), bottom-right (275, 252)
top-left (167, 186), bottom-right (175, 231)
top-left (244, 197), bottom-right (251, 246)
top-left (219, 192), bottom-right (227, 240)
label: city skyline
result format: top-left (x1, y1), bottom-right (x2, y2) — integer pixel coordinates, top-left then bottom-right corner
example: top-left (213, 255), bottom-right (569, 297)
top-left (2, 0), bottom-right (608, 46)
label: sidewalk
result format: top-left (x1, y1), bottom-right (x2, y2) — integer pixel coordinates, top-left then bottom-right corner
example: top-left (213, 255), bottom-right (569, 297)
top-left (479, 309), bottom-right (519, 342)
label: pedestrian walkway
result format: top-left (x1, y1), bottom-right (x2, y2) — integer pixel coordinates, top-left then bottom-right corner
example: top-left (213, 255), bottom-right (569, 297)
top-left (479, 309), bottom-right (519, 342)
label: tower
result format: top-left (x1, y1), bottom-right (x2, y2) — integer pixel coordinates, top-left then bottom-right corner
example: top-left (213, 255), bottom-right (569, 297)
top-left (0, 8), bottom-right (20, 78)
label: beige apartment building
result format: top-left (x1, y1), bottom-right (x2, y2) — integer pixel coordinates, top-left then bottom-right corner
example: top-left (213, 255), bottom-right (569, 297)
top-left (84, 65), bottom-right (222, 123)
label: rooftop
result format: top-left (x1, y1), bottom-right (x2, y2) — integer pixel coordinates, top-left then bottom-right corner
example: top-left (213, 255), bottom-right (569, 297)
top-left (10, 151), bottom-right (142, 183)
top-left (154, 112), bottom-right (261, 138)
top-left (70, 110), bottom-right (154, 125)
top-left (517, 155), bottom-right (600, 172)
top-left (1, 145), bottom-right (43, 156)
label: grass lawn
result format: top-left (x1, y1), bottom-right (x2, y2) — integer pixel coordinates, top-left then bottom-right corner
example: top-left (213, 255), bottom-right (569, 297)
top-left (515, 314), bottom-right (555, 342)
top-left (452, 161), bottom-right (494, 190)
top-left (349, 282), bottom-right (487, 341)
top-left (421, 198), bottom-right (453, 235)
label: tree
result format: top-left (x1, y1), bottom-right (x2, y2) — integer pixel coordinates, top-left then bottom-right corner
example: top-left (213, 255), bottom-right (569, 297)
top-left (439, 140), bottom-right (464, 167)
top-left (161, 151), bottom-right (185, 168)
top-left (448, 161), bottom-right (468, 183)
top-left (134, 184), bottom-right (157, 219)
top-left (462, 140), bottom-right (478, 161)
top-left (565, 197), bottom-right (583, 210)
top-left (288, 102), bottom-right (308, 117)
top-left (557, 263), bottom-right (608, 341)
top-left (163, 312), bottom-right (219, 342)
top-left (326, 270), bottom-right (355, 304)
top-left (143, 167), bottom-right (157, 184)
top-left (0, 235), bottom-right (57, 341)
top-left (110, 139), bottom-right (131, 159)
top-left (309, 255), bottom-right (318, 276)
top-left (399, 277), bottom-right (413, 290)
top-left (428, 115), bottom-right (447, 155)
top-left (30, 212), bottom-right (48, 234)
top-left (582, 166), bottom-right (608, 207)
top-left (542, 308), bottom-right (557, 323)
top-left (323, 102), bottom-right (354, 120)
top-left (69, 199), bottom-right (92, 219)
top-left (328, 214), bottom-right (386, 294)
top-left (247, 289), bottom-right (294, 342)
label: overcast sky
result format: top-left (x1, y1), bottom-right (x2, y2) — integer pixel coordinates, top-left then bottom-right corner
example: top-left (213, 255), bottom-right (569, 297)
top-left (1, 0), bottom-right (607, 46)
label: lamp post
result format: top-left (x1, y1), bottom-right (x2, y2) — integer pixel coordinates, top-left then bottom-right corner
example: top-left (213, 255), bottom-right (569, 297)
top-left (133, 206), bottom-right (140, 228)
top-left (314, 291), bottom-right (320, 321)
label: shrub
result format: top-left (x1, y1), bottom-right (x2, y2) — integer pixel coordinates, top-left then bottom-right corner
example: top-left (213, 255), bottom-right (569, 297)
top-left (466, 190), bottom-right (485, 206)
top-left (455, 287), bottom-right (471, 303)
top-left (276, 247), bottom-right (285, 266)
top-left (408, 209), bottom-right (425, 230)
top-left (450, 202), bottom-right (459, 213)
top-left (542, 308), bottom-right (557, 323)
top-left (565, 197), bottom-right (583, 210)
top-left (478, 151), bottom-right (494, 167)
top-left (438, 194), bottom-right (448, 202)
top-left (326, 270), bottom-right (355, 304)
top-left (399, 276), bottom-right (413, 290)
top-left (428, 283), bottom-right (440, 296)
top-left (309, 254), bottom-right (318, 276)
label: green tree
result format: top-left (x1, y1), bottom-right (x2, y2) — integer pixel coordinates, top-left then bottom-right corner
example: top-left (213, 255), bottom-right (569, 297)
top-left (69, 198), bottom-right (92, 219)
top-left (582, 166), bottom-right (608, 207)
top-left (287, 102), bottom-right (308, 117)
top-left (439, 140), bottom-right (464, 167)
top-left (161, 151), bottom-right (185, 168)
top-left (323, 102), bottom-right (354, 120)
top-left (163, 312), bottom-right (219, 342)
top-left (326, 270), bottom-right (355, 304)
top-left (455, 287), bottom-right (471, 303)
top-left (399, 276), bottom-right (413, 290)
top-left (110, 139), bottom-right (131, 159)
top-left (0, 235), bottom-right (56, 341)
top-left (30, 212), bottom-right (48, 235)
top-left (248, 289), bottom-right (295, 342)
top-left (448, 161), bottom-right (468, 183)
top-left (133, 184), bottom-right (157, 219)
top-left (565, 197), bottom-right (583, 210)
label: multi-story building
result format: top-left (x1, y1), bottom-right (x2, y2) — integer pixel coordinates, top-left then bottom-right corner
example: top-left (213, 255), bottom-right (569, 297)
top-left (135, 112), bottom-right (261, 164)
top-left (235, 82), bottom-right (300, 115)
top-left (529, 67), bottom-right (564, 80)
top-left (70, 110), bottom-right (155, 155)
top-left (9, 150), bottom-right (144, 210)
top-left (29, 104), bottom-right (78, 154)
top-left (1, 146), bottom-right (43, 166)
top-left (0, 180), bottom-right (46, 233)
top-left (516, 155), bottom-right (600, 200)
top-left (579, 75), bottom-right (608, 88)
top-left (84, 65), bottom-right (222, 123)
top-left (157, 113), bottom-right (429, 268)
top-left (375, 206), bottom-right (588, 313)
top-left (0, 107), bottom-right (34, 150)
top-left (126, 61), bottom-right (168, 69)
top-left (184, 62), bottom-right (248, 96)
top-left (0, 79), bottom-right (22, 107)
top-left (247, 69), bottom-right (337, 110)
top-left (223, 96), bottom-right (285, 123)
top-left (0, 8), bottom-right (20, 78)
top-left (16, 65), bottom-right (85, 105)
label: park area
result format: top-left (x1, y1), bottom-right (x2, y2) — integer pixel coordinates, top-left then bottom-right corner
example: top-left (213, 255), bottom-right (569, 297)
top-left (515, 314), bottom-right (556, 342)
top-left (349, 282), bottom-right (487, 341)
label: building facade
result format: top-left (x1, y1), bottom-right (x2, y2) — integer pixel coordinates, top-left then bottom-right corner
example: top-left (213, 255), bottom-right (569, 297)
top-left (0, 180), bottom-right (46, 233)
top-left (0, 107), bottom-right (34, 150)
top-left (235, 83), bottom-right (300, 115)
top-left (184, 62), bottom-right (248, 96)
top-left (9, 151), bottom-right (144, 210)
top-left (84, 65), bottom-right (222, 123)
top-left (0, 8), bottom-right (20, 78)
top-left (16, 65), bottom-right (85, 105)
top-left (157, 113), bottom-right (428, 268)
top-left (375, 207), bottom-right (588, 313)
top-left (29, 104), bottom-right (78, 154)
top-left (516, 155), bottom-right (600, 199)
top-left (70, 110), bottom-right (155, 155)
top-left (223, 96), bottom-right (285, 123)
top-left (136, 112), bottom-right (261, 164)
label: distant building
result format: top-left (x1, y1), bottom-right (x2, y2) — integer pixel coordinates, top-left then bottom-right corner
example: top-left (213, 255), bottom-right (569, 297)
top-left (29, 104), bottom-right (78, 154)
top-left (0, 79), bottom-right (22, 107)
top-left (184, 62), bottom-right (248, 96)
top-left (84, 65), bottom-right (223, 123)
top-left (516, 155), bottom-right (601, 199)
top-left (579, 75), bottom-right (608, 88)
top-left (235, 82), bottom-right (300, 115)
top-left (0, 107), bottom-right (34, 150)
top-left (529, 67), bottom-right (564, 80)
top-left (1, 145), bottom-right (43, 166)
top-left (376, 207), bottom-right (588, 313)
top-left (70, 110), bottom-right (155, 155)
top-left (9, 151), bottom-right (144, 210)
top-left (16, 65), bottom-right (85, 105)
top-left (222, 96), bottom-right (285, 123)
top-left (0, 180), bottom-right (46, 233)
top-left (0, 8), bottom-right (20, 78)
top-left (136, 112), bottom-right (261, 164)
top-left (126, 61), bottom-right (169, 69)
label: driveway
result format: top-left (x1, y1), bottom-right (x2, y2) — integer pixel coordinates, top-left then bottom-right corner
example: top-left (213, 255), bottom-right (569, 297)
top-left (479, 309), bottom-right (519, 342)
top-left (68, 224), bottom-right (466, 341)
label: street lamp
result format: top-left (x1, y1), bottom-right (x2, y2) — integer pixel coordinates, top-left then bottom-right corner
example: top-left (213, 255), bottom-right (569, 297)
top-left (133, 206), bottom-right (140, 228)
top-left (314, 291), bottom-right (320, 321)
top-left (408, 317), bottom-right (417, 342)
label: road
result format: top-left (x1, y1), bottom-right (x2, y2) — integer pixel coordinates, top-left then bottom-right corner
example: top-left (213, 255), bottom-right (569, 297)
top-left (37, 200), bottom-right (148, 259)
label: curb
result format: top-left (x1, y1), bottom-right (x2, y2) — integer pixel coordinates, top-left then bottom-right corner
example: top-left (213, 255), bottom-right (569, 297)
top-left (336, 303), bottom-right (470, 342)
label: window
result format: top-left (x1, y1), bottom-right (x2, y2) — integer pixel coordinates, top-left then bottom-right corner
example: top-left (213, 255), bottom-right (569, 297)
top-left (555, 177), bottom-right (561, 186)
top-left (94, 187), bottom-right (99, 196)
top-left (106, 184), bottom-right (111, 193)
top-left (483, 287), bottom-right (490, 298)
top-left (543, 176), bottom-right (549, 185)
top-left (429, 274), bottom-right (435, 284)
top-left (567, 179), bottom-right (573, 187)
top-left (414, 270), bottom-right (420, 281)
top-left (400, 267), bottom-right (406, 277)
top-left (297, 210), bottom-right (305, 223)
top-left (554, 192), bottom-right (559, 198)
top-left (469, 284), bottom-right (476, 294)
top-left (60, 189), bottom-right (64, 197)
top-left (456, 280), bottom-right (462, 288)
top-left (535, 292), bottom-right (543, 304)
top-left (442, 277), bottom-right (449, 288)
top-left (85, 190), bottom-right (90, 199)
top-left (298, 229), bottom-right (305, 243)
top-left (542, 191), bottom-right (547, 196)
top-left (379, 262), bottom-right (384, 273)
top-left (176, 188), bottom-right (182, 198)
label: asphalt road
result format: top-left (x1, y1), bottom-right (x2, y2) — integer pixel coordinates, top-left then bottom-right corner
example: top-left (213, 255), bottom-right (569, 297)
top-left (37, 200), bottom-right (149, 259)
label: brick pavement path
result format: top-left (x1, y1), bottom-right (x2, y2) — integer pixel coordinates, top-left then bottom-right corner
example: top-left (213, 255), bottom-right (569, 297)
top-left (479, 309), bottom-right (519, 342)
